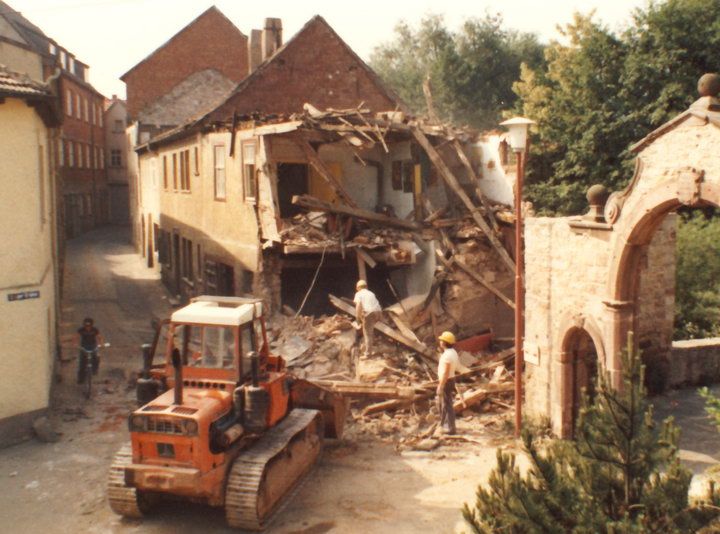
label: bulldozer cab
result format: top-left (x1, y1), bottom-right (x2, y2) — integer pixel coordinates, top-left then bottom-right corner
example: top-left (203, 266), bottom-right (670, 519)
top-left (161, 296), bottom-right (270, 383)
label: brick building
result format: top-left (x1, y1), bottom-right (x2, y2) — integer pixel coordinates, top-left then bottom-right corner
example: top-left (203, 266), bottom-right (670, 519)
top-left (0, 1), bottom-right (108, 239)
top-left (120, 6), bottom-right (248, 122)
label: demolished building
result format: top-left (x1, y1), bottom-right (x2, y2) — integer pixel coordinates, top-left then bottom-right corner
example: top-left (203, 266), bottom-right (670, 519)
top-left (133, 15), bottom-right (521, 348)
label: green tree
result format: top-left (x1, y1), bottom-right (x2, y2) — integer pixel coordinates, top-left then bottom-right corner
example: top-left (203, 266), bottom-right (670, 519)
top-left (463, 333), bottom-right (720, 533)
top-left (370, 13), bottom-right (544, 130)
top-left (516, 0), bottom-right (720, 215)
top-left (674, 211), bottom-right (720, 339)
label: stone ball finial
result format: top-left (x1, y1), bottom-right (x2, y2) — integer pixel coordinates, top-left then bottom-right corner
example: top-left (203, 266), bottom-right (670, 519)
top-left (698, 73), bottom-right (720, 97)
top-left (586, 184), bottom-right (609, 207)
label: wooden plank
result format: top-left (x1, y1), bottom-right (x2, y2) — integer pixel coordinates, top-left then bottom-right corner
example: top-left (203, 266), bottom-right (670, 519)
top-left (308, 380), bottom-right (414, 399)
top-left (328, 294), bottom-right (437, 364)
top-left (451, 139), bottom-right (501, 233)
top-left (356, 249), bottom-right (367, 281)
top-left (283, 244), bottom-right (342, 255)
top-left (435, 250), bottom-right (514, 310)
top-left (356, 247), bottom-right (377, 268)
top-left (293, 194), bottom-right (420, 231)
top-left (411, 127), bottom-right (515, 273)
top-left (388, 312), bottom-right (422, 345)
top-left (453, 383), bottom-right (514, 413)
top-left (296, 137), bottom-right (357, 207)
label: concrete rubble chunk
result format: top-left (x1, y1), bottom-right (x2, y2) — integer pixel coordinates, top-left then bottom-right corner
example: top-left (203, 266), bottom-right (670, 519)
top-left (32, 416), bottom-right (60, 443)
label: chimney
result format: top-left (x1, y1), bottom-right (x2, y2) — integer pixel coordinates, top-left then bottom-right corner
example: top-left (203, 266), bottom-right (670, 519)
top-left (248, 29), bottom-right (262, 75)
top-left (261, 18), bottom-right (282, 61)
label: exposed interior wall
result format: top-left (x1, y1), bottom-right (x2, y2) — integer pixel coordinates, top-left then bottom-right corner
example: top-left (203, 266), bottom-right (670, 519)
top-left (0, 41), bottom-right (43, 82)
top-left (0, 99), bottom-right (57, 434)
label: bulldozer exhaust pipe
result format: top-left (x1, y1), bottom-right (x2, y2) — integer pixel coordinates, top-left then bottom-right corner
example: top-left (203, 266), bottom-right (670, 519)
top-left (171, 348), bottom-right (183, 405)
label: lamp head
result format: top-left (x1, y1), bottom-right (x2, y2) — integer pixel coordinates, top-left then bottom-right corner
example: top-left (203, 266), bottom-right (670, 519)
top-left (499, 117), bottom-right (536, 152)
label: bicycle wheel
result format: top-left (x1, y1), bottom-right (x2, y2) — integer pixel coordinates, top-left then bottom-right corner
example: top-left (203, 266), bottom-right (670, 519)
top-left (84, 364), bottom-right (92, 399)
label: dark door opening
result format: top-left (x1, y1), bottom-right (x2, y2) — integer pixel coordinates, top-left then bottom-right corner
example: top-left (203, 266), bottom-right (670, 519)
top-left (281, 256), bottom-right (398, 316)
top-left (570, 329), bottom-right (598, 436)
top-left (277, 163), bottom-right (308, 219)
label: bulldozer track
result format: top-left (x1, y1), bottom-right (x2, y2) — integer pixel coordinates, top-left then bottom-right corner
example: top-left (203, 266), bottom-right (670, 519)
top-left (107, 444), bottom-right (146, 518)
top-left (225, 409), bottom-right (323, 531)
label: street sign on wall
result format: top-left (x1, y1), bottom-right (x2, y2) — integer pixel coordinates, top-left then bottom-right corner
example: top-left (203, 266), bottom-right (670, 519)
top-left (7, 290), bottom-right (40, 302)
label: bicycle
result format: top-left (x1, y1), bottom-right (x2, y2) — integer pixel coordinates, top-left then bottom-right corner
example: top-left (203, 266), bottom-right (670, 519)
top-left (78, 343), bottom-right (110, 399)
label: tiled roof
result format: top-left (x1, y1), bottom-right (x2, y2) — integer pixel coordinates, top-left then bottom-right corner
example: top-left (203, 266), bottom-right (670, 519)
top-left (0, 65), bottom-right (51, 97)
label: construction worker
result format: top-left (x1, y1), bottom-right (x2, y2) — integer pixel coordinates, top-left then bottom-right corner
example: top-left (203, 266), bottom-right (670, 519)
top-left (354, 279), bottom-right (382, 357)
top-left (436, 331), bottom-right (459, 435)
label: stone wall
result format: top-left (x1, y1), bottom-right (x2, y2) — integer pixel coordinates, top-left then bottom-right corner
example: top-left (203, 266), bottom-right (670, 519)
top-left (524, 213), bottom-right (676, 426)
top-left (669, 338), bottom-right (720, 387)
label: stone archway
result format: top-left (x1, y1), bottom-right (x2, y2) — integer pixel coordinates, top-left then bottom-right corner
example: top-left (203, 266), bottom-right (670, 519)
top-left (604, 175), bottom-right (720, 387)
top-left (555, 314), bottom-right (605, 438)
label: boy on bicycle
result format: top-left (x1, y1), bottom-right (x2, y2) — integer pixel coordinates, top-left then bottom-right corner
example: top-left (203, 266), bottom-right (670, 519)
top-left (77, 317), bottom-right (103, 384)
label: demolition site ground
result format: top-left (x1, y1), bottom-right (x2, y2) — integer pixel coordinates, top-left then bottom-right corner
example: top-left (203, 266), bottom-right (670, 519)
top-left (0, 227), bottom-right (718, 534)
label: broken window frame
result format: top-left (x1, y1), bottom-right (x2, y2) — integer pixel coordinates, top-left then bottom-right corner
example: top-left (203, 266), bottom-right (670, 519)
top-left (214, 145), bottom-right (226, 201)
top-left (241, 140), bottom-right (257, 203)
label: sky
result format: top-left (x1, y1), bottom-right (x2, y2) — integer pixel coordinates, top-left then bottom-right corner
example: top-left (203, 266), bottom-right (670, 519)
top-left (11, 0), bottom-right (648, 99)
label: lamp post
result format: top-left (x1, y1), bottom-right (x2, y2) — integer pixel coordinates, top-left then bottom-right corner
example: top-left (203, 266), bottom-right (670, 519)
top-left (499, 116), bottom-right (535, 438)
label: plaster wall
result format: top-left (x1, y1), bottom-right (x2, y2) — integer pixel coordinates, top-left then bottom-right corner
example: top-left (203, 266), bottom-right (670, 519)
top-left (0, 99), bottom-right (57, 425)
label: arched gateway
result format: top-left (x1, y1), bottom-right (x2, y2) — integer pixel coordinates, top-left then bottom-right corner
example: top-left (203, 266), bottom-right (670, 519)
top-left (524, 75), bottom-right (720, 438)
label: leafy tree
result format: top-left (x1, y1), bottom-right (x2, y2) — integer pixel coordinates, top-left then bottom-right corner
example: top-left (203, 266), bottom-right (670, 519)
top-left (462, 333), bottom-right (720, 533)
top-left (674, 210), bottom-right (720, 339)
top-left (516, 0), bottom-right (720, 215)
top-left (514, 14), bottom-right (631, 215)
top-left (370, 13), bottom-right (544, 130)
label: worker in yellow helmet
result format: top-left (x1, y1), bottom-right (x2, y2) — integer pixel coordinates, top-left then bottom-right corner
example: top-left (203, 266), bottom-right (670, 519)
top-left (436, 331), bottom-right (459, 435)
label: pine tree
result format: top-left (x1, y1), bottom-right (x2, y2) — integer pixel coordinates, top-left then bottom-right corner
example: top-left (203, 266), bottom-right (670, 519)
top-left (462, 333), bottom-right (720, 533)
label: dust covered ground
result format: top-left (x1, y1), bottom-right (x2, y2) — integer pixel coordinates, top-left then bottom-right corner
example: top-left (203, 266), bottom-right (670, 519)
top-left (0, 227), bottom-right (718, 534)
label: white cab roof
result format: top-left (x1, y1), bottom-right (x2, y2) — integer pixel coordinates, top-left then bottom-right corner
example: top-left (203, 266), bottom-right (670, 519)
top-left (171, 297), bottom-right (262, 326)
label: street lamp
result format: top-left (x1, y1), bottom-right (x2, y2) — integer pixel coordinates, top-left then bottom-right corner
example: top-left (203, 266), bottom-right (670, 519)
top-left (499, 116), bottom-right (535, 438)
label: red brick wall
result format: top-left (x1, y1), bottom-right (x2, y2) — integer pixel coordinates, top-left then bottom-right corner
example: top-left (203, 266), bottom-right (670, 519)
top-left (211, 18), bottom-right (398, 120)
top-left (123, 7), bottom-right (248, 119)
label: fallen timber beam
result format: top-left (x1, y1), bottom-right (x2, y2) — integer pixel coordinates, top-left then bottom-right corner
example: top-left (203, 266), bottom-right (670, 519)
top-left (451, 139), bottom-right (501, 234)
top-left (328, 294), bottom-right (438, 366)
top-left (308, 380), bottom-right (415, 400)
top-left (296, 137), bottom-right (357, 207)
top-left (410, 127), bottom-right (516, 274)
top-left (453, 383), bottom-right (514, 413)
top-left (293, 194), bottom-right (421, 231)
top-left (435, 250), bottom-right (515, 310)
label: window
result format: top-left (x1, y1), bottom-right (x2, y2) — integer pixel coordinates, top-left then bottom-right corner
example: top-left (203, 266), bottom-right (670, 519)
top-left (180, 149), bottom-right (190, 191)
top-left (83, 98), bottom-right (89, 122)
top-left (163, 155), bottom-right (168, 189)
top-left (100, 149), bottom-right (105, 169)
top-left (391, 160), bottom-right (414, 192)
top-left (95, 147), bottom-right (100, 169)
top-left (214, 145), bottom-right (226, 200)
top-left (172, 153), bottom-right (178, 190)
top-left (68, 141), bottom-right (74, 167)
top-left (75, 94), bottom-right (80, 119)
top-left (60, 50), bottom-right (67, 69)
top-left (196, 244), bottom-right (202, 281)
top-left (91, 104), bottom-right (95, 125)
top-left (59, 139), bottom-right (64, 167)
top-left (110, 149), bottom-right (122, 167)
top-left (99, 107), bottom-right (103, 127)
top-left (193, 146), bottom-right (199, 175)
top-left (182, 238), bottom-right (193, 279)
top-left (114, 119), bottom-right (124, 133)
top-left (65, 90), bottom-right (73, 116)
top-left (242, 141), bottom-right (257, 201)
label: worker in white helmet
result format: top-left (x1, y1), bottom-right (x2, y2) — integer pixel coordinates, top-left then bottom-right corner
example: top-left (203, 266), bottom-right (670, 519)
top-left (354, 279), bottom-right (382, 357)
top-left (436, 331), bottom-right (459, 435)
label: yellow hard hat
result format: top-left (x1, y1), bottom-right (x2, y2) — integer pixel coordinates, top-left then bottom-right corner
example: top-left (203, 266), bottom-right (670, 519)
top-left (356, 279), bottom-right (368, 290)
top-left (438, 331), bottom-right (456, 345)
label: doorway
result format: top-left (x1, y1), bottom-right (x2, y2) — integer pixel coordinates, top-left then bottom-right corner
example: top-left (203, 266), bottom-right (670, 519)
top-left (567, 328), bottom-right (599, 436)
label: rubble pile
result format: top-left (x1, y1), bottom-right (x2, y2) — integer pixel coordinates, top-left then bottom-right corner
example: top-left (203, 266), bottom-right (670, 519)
top-left (267, 304), bottom-right (515, 449)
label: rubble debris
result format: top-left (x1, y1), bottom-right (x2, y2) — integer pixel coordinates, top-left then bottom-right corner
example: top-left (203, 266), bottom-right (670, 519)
top-left (32, 416), bottom-right (60, 443)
